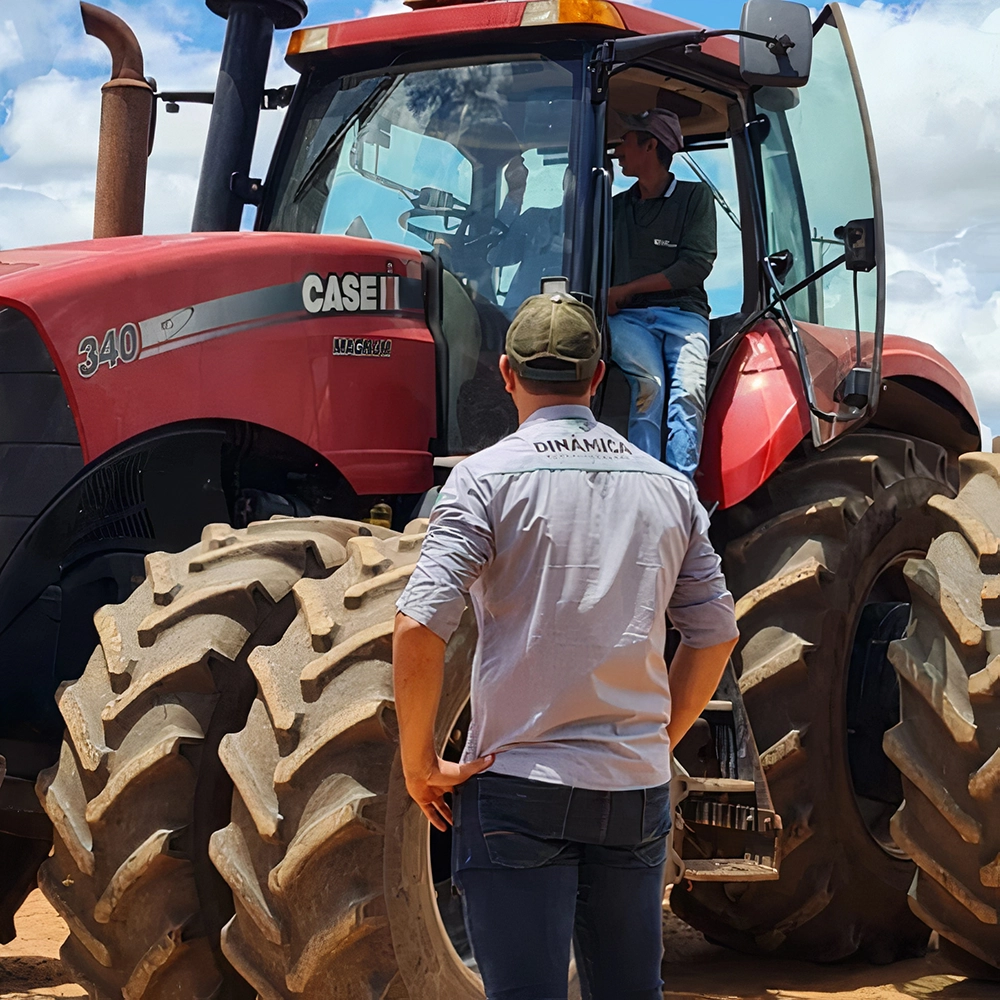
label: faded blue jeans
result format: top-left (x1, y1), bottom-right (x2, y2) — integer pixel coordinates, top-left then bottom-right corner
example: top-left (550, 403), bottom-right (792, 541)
top-left (452, 773), bottom-right (671, 1000)
top-left (609, 307), bottom-right (710, 477)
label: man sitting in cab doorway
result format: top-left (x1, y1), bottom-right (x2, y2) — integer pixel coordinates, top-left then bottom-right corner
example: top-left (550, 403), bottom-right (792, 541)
top-left (609, 108), bottom-right (716, 478)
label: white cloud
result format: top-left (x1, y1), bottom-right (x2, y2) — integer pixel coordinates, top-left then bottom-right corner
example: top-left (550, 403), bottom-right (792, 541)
top-left (0, 22), bottom-right (26, 73)
top-left (0, 0), bottom-right (295, 244)
top-left (845, 0), bottom-right (1000, 428)
top-left (884, 236), bottom-right (1000, 427)
top-left (0, 69), bottom-right (100, 247)
top-left (367, 0), bottom-right (410, 15)
top-left (0, 184), bottom-right (92, 248)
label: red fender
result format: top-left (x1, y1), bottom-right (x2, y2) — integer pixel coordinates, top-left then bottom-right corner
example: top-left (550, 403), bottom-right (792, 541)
top-left (698, 321), bottom-right (809, 508)
top-left (698, 321), bottom-right (979, 510)
top-left (881, 334), bottom-right (978, 420)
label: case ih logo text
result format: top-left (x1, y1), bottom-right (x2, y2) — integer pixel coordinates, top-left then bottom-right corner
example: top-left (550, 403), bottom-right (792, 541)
top-left (302, 272), bottom-right (401, 314)
top-left (333, 337), bottom-right (392, 358)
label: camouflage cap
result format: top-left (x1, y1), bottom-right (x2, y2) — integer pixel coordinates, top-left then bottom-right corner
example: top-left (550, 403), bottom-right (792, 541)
top-left (505, 292), bottom-right (601, 382)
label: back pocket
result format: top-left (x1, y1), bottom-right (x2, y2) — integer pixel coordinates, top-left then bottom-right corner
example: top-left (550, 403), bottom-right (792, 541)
top-left (476, 775), bottom-right (570, 869)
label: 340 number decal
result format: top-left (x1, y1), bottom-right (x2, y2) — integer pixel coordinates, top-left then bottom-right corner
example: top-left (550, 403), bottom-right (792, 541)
top-left (78, 324), bottom-right (140, 378)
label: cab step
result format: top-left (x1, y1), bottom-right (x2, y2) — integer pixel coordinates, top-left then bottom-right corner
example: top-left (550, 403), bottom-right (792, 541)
top-left (682, 857), bottom-right (779, 881)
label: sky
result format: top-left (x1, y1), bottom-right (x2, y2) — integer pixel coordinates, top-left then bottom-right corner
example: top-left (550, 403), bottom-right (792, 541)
top-left (1, 0), bottom-right (999, 434)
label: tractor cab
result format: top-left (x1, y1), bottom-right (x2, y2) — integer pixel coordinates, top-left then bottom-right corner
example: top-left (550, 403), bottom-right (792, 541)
top-left (258, 0), bottom-right (883, 464)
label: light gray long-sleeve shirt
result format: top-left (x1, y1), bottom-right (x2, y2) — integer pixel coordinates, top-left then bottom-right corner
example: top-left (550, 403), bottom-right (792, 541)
top-left (396, 405), bottom-right (737, 790)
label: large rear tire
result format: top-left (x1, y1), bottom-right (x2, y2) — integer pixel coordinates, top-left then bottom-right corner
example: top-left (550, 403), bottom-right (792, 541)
top-left (886, 452), bottom-right (1000, 975)
top-left (212, 521), bottom-right (485, 999)
top-left (672, 432), bottom-right (946, 962)
top-left (35, 517), bottom-right (362, 999)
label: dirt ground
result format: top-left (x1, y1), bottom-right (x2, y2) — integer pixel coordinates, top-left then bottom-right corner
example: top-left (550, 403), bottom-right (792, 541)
top-left (1, 889), bottom-right (995, 1000)
top-left (0, 892), bottom-right (84, 999)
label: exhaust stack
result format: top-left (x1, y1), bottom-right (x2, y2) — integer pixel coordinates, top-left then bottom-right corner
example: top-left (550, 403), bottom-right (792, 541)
top-left (192, 1), bottom-right (307, 232)
top-left (81, 3), bottom-right (153, 238)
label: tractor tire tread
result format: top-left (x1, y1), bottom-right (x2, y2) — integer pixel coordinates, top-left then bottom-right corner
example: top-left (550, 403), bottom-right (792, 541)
top-left (215, 528), bottom-right (427, 999)
top-left (36, 519), bottom-right (351, 1000)
top-left (672, 432), bottom-right (945, 963)
top-left (888, 453), bottom-right (1000, 973)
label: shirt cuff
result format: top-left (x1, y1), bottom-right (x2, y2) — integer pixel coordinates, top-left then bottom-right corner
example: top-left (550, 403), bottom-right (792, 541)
top-left (395, 589), bottom-right (468, 643)
top-left (670, 591), bottom-right (739, 649)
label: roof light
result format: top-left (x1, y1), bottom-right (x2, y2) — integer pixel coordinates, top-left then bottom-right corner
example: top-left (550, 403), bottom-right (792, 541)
top-left (521, 0), bottom-right (625, 29)
top-left (288, 26), bottom-right (330, 55)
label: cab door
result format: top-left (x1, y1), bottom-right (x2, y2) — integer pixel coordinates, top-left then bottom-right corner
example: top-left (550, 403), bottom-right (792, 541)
top-left (756, 3), bottom-right (884, 446)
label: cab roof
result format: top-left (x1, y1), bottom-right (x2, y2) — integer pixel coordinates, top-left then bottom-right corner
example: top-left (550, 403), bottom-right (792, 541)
top-left (286, 0), bottom-right (740, 70)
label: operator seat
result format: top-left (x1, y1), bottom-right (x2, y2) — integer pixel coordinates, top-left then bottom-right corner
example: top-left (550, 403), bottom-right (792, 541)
top-left (440, 269), bottom-right (483, 451)
top-left (438, 271), bottom-right (518, 452)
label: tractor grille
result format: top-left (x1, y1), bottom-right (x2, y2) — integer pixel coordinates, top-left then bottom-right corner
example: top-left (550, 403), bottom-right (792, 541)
top-left (75, 451), bottom-right (154, 545)
top-left (0, 308), bottom-right (83, 567)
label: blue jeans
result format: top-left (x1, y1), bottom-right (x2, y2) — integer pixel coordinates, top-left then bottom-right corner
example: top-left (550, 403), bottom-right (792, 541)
top-left (609, 307), bottom-right (710, 477)
top-left (452, 772), bottom-right (671, 1000)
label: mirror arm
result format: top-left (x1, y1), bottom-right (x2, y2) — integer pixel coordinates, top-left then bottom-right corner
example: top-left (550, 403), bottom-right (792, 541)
top-left (772, 252), bottom-right (845, 305)
top-left (607, 27), bottom-right (796, 71)
top-left (747, 254), bottom-right (863, 427)
top-left (737, 252), bottom-right (845, 337)
top-left (695, 28), bottom-right (797, 56)
top-left (731, 30), bottom-right (796, 57)
top-left (766, 261), bottom-right (850, 426)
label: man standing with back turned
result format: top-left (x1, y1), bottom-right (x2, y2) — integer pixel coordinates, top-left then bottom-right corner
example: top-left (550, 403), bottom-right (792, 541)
top-left (393, 292), bottom-right (738, 1000)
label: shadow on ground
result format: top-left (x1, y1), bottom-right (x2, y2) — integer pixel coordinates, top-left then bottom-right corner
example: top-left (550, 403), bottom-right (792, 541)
top-left (0, 954), bottom-right (86, 999)
top-left (1, 888), bottom-right (996, 999)
top-left (0, 891), bottom-right (85, 999)
top-left (660, 907), bottom-right (996, 1000)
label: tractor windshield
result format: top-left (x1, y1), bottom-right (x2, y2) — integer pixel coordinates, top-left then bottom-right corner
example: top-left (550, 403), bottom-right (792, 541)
top-left (269, 56), bottom-right (579, 317)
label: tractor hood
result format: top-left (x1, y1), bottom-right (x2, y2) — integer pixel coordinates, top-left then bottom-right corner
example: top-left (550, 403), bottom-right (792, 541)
top-left (0, 231), bottom-right (437, 494)
top-left (0, 231), bottom-right (425, 338)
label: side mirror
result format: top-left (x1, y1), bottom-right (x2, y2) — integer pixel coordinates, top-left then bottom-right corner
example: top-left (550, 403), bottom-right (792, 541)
top-left (834, 218), bottom-right (877, 272)
top-left (765, 249), bottom-right (794, 284)
top-left (740, 0), bottom-right (813, 88)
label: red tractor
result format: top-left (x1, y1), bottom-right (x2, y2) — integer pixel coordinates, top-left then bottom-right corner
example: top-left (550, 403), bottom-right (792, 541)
top-left (0, 0), bottom-right (986, 996)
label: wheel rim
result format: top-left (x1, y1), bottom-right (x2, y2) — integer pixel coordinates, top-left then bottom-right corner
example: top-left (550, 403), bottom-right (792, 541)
top-left (430, 702), bottom-right (479, 971)
top-left (845, 553), bottom-right (920, 857)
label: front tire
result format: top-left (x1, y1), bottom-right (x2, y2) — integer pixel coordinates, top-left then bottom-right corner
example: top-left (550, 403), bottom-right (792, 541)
top-left (886, 452), bottom-right (1000, 975)
top-left (36, 518), bottom-right (360, 999)
top-left (672, 433), bottom-right (947, 962)
top-left (212, 522), bottom-right (483, 999)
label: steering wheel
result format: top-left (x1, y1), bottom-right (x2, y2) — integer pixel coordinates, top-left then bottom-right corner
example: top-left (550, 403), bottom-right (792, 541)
top-left (399, 205), bottom-right (508, 259)
top-left (398, 189), bottom-right (510, 302)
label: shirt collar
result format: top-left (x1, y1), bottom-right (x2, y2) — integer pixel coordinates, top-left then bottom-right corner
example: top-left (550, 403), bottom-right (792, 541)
top-left (521, 404), bottom-right (597, 429)
top-left (629, 175), bottom-right (677, 200)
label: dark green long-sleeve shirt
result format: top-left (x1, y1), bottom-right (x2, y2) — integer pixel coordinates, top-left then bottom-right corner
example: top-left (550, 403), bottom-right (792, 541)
top-left (611, 178), bottom-right (716, 318)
